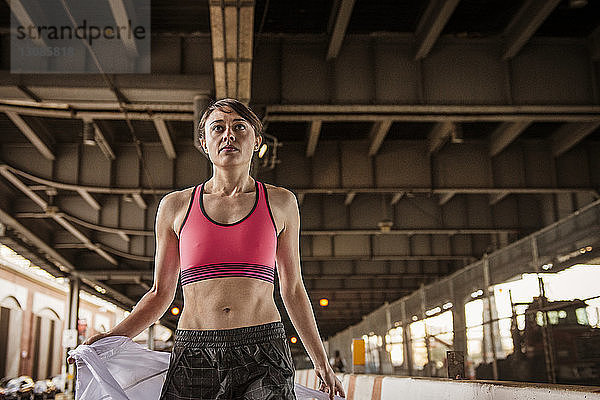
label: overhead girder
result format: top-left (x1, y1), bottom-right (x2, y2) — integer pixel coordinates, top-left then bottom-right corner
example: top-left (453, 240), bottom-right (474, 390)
top-left (489, 121), bottom-right (532, 157)
top-left (326, 0), bottom-right (357, 60)
top-left (5, 111), bottom-right (55, 160)
top-left (107, 0), bottom-right (140, 57)
top-left (414, 0), bottom-right (461, 60)
top-left (0, 72), bottom-right (212, 107)
top-left (0, 35), bottom-right (596, 114)
top-left (502, 0), bottom-right (561, 59)
top-left (208, 0), bottom-right (255, 103)
top-left (152, 117), bottom-right (177, 160)
top-left (3, 164), bottom-right (595, 198)
top-left (264, 105), bottom-right (600, 123)
top-left (0, 167), bottom-right (118, 265)
top-left (253, 35), bottom-right (598, 107)
top-left (551, 122), bottom-right (600, 157)
top-left (0, 204), bottom-right (136, 308)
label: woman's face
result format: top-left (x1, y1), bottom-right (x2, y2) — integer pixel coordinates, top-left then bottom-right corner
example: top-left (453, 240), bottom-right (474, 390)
top-left (201, 106), bottom-right (261, 167)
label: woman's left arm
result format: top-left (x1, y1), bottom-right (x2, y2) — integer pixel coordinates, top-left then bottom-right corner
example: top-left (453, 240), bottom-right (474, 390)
top-left (276, 188), bottom-right (345, 399)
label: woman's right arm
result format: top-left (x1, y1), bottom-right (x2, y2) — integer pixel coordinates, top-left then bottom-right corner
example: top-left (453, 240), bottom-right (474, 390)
top-left (71, 192), bottom-right (181, 352)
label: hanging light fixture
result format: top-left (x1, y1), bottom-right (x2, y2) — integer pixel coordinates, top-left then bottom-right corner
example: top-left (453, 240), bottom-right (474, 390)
top-left (258, 143), bottom-right (268, 158)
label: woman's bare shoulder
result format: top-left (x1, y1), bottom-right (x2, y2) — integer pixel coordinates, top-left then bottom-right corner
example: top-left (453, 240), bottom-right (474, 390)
top-left (263, 183), bottom-right (298, 210)
top-left (158, 186), bottom-right (197, 219)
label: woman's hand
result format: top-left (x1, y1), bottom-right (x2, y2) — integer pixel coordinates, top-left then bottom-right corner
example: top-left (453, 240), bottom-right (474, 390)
top-left (66, 332), bottom-right (113, 364)
top-left (315, 364), bottom-right (345, 399)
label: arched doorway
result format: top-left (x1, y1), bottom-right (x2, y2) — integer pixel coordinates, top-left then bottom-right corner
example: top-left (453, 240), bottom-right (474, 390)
top-left (1, 296), bottom-right (24, 379)
top-left (31, 307), bottom-right (62, 380)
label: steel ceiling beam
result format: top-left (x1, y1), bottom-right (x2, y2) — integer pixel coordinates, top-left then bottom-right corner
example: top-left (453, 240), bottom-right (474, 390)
top-left (551, 122), bottom-right (600, 157)
top-left (209, 0), bottom-right (254, 103)
top-left (15, 212), bottom-right (151, 237)
top-left (489, 192), bottom-right (510, 206)
top-left (1, 102), bottom-right (599, 123)
top-left (502, 0), bottom-right (561, 59)
top-left (0, 71), bottom-right (211, 107)
top-left (132, 193), bottom-right (148, 210)
top-left (266, 107), bottom-right (600, 123)
top-left (4, 165), bottom-right (596, 197)
top-left (344, 191), bottom-right (356, 206)
top-left (414, 0), bottom-right (461, 60)
top-left (489, 121), bottom-right (532, 157)
top-left (306, 120), bottom-right (322, 158)
top-left (0, 167), bottom-right (118, 265)
top-left (428, 122), bottom-right (454, 154)
top-left (8, 0), bottom-right (47, 47)
top-left (107, 0), bottom-right (139, 56)
top-left (326, 0), bottom-right (357, 60)
top-left (5, 111), bottom-right (55, 160)
top-left (390, 192), bottom-right (405, 205)
top-left (367, 121), bottom-right (392, 157)
top-left (438, 192), bottom-right (456, 206)
top-left (0, 205), bottom-right (135, 307)
top-left (76, 189), bottom-right (101, 211)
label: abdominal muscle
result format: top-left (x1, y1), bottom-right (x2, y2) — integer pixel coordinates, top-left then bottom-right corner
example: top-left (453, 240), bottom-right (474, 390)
top-left (177, 277), bottom-right (282, 330)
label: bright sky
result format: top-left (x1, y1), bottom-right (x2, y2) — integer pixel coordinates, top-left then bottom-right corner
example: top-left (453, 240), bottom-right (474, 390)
top-left (492, 264), bottom-right (600, 325)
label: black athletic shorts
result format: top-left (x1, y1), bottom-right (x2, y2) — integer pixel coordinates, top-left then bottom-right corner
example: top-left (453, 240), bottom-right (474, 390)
top-left (159, 321), bottom-right (297, 400)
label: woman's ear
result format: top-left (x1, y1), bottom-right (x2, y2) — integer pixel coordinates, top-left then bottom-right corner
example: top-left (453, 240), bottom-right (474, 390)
top-left (255, 135), bottom-right (263, 151)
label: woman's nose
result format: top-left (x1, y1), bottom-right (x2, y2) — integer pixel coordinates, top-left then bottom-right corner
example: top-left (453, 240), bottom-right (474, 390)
top-left (222, 128), bottom-right (235, 141)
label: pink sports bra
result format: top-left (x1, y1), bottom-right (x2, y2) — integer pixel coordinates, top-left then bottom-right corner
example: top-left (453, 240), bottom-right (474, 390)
top-left (178, 180), bottom-right (278, 286)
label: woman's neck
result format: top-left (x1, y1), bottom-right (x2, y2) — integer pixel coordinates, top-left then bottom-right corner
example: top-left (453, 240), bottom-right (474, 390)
top-left (205, 175), bottom-right (255, 196)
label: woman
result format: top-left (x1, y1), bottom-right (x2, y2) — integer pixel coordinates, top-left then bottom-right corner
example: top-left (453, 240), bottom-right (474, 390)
top-left (71, 98), bottom-right (345, 400)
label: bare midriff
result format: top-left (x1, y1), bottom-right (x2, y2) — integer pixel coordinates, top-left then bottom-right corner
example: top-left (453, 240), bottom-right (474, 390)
top-left (177, 277), bottom-right (281, 330)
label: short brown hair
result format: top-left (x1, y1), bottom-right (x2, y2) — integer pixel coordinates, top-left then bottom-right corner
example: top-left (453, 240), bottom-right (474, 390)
top-left (195, 98), bottom-right (263, 146)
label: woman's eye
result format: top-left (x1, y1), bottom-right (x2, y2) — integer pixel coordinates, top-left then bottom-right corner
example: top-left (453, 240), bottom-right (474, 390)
top-left (213, 125), bottom-right (223, 132)
top-left (235, 124), bottom-right (246, 130)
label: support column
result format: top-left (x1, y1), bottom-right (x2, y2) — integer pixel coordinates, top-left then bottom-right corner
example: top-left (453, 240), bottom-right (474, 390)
top-left (67, 277), bottom-right (80, 340)
top-left (482, 255), bottom-right (498, 380)
top-left (451, 286), bottom-right (467, 354)
top-left (532, 238), bottom-right (557, 384)
top-left (18, 290), bottom-right (34, 376)
top-left (66, 276), bottom-right (80, 395)
top-left (401, 301), bottom-right (413, 376)
top-left (380, 302), bottom-right (393, 374)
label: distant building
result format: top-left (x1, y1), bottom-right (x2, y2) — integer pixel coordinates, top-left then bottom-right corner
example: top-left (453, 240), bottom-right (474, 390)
top-left (0, 244), bottom-right (171, 381)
